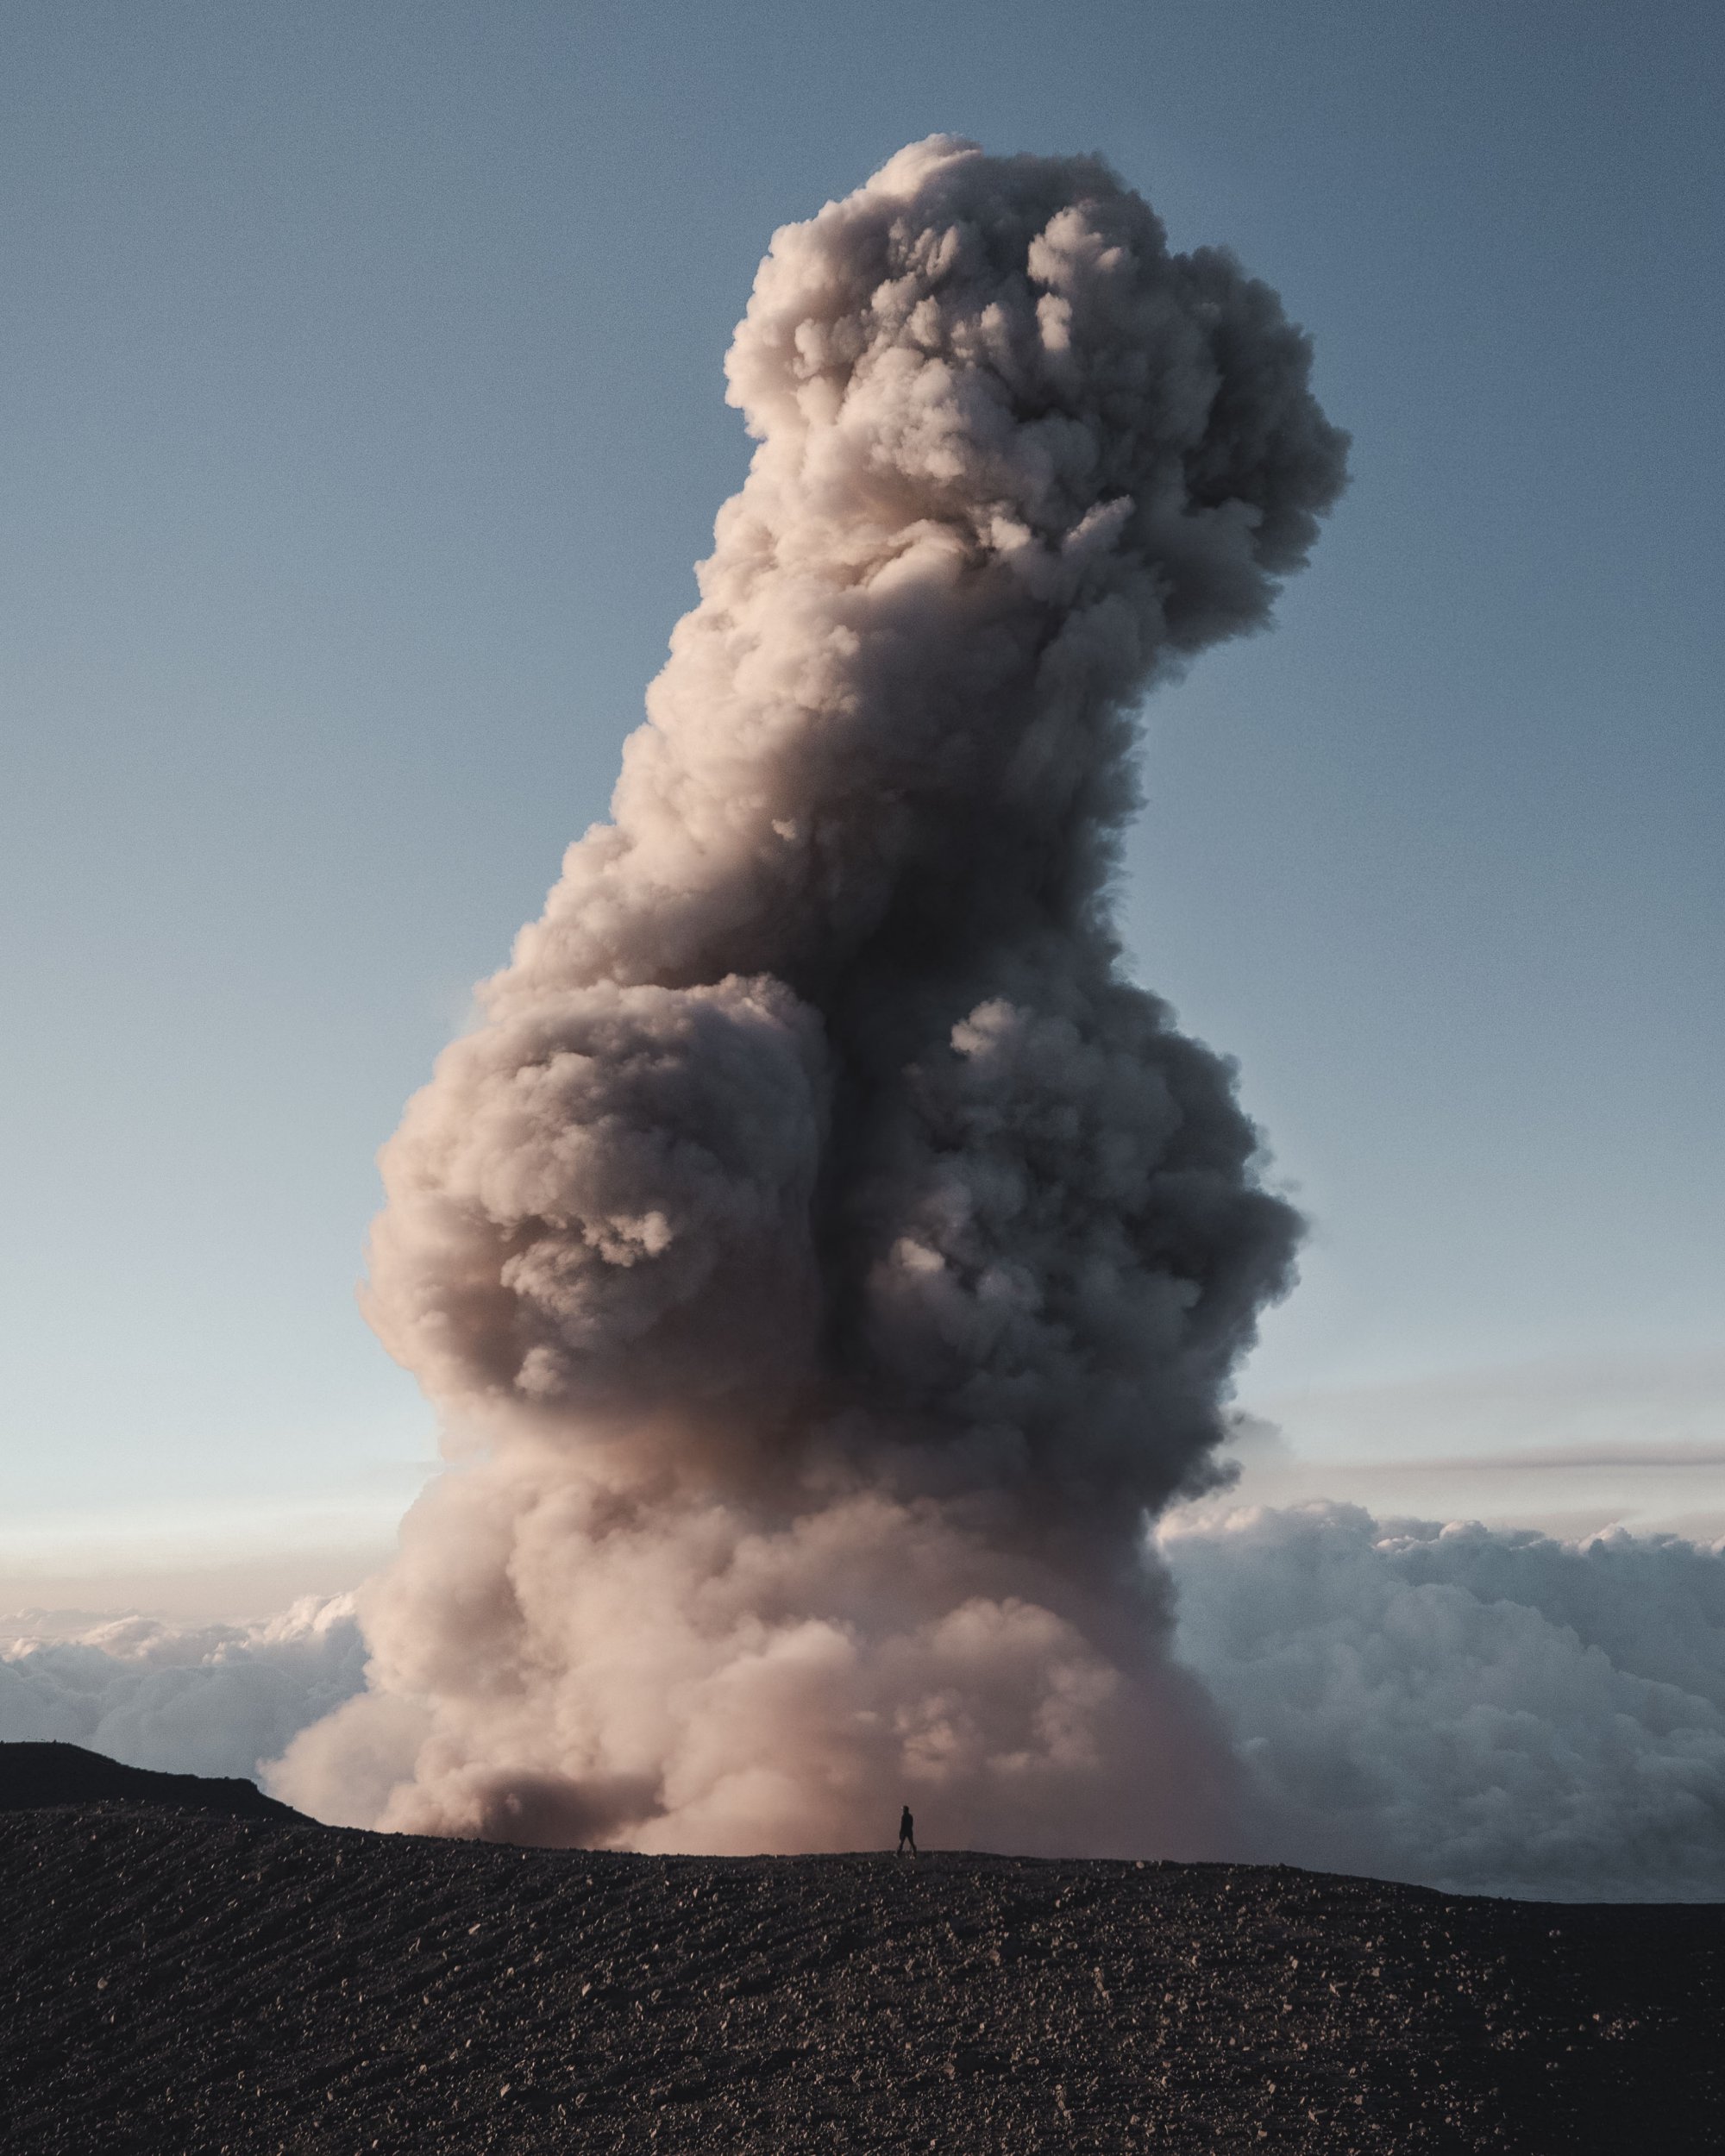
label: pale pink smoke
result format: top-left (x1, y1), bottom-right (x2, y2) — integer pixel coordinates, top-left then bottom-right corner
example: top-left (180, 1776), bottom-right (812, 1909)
top-left (273, 137), bottom-right (1347, 1855)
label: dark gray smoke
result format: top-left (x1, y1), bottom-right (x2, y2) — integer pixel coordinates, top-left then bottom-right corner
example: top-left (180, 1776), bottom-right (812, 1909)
top-left (275, 137), bottom-right (1347, 1854)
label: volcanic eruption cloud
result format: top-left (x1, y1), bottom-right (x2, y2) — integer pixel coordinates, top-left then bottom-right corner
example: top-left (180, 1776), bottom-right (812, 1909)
top-left (276, 139), bottom-right (1349, 1856)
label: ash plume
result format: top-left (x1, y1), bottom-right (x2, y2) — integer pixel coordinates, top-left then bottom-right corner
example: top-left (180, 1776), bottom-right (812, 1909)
top-left (275, 137), bottom-right (1347, 1854)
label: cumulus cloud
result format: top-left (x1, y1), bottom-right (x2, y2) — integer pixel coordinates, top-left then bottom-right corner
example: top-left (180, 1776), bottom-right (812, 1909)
top-left (0, 1599), bottom-right (365, 1784)
top-left (1160, 1501), bottom-right (1725, 1900)
top-left (272, 135), bottom-right (1347, 1854)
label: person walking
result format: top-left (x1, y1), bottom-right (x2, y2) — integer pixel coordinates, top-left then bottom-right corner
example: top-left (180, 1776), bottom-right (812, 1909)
top-left (897, 1804), bottom-right (917, 1857)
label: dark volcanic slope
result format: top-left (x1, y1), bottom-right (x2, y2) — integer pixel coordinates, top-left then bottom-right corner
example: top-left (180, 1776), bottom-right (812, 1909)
top-left (0, 1741), bottom-right (303, 1822)
top-left (3, 1803), bottom-right (1721, 2154)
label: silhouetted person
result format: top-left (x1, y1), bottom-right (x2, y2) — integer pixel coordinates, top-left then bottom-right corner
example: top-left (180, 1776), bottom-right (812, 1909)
top-left (897, 1804), bottom-right (917, 1856)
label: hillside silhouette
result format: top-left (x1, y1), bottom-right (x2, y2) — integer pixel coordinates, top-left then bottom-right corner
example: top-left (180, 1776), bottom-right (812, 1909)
top-left (0, 1740), bottom-right (304, 1822)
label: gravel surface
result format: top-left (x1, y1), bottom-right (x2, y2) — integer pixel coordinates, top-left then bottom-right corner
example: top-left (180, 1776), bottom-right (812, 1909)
top-left (3, 1796), bottom-right (1720, 2152)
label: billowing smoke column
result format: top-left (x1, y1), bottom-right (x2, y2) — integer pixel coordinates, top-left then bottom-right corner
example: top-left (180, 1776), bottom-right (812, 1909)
top-left (276, 138), bottom-right (1347, 1855)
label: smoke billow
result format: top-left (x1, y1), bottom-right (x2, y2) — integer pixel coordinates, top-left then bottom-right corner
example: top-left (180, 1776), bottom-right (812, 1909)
top-left (275, 137), bottom-right (1347, 1854)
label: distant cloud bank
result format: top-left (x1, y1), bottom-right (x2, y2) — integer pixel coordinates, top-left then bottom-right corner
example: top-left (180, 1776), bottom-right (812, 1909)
top-left (1158, 1502), bottom-right (1725, 1901)
top-left (7, 1501), bottom-right (1722, 1901)
top-left (0, 1597), bottom-right (365, 1784)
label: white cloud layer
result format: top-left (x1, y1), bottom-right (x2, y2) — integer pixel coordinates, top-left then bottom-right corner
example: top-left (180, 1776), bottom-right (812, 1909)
top-left (1160, 1502), bottom-right (1725, 1900)
top-left (7, 1503), bottom-right (1723, 1902)
top-left (0, 1598), bottom-right (365, 1783)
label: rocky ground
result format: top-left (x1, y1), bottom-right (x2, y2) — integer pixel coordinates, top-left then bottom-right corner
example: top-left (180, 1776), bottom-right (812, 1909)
top-left (2, 1752), bottom-right (1721, 2152)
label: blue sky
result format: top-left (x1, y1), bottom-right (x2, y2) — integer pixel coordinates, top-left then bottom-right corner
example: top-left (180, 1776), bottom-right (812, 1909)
top-left (3, 0), bottom-right (1722, 1604)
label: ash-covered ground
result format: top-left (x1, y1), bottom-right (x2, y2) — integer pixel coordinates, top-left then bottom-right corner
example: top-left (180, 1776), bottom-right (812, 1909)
top-left (3, 1761), bottom-right (1721, 2152)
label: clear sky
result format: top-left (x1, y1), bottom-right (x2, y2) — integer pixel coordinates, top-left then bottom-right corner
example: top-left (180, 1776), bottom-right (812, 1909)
top-left (3, 0), bottom-right (1722, 1606)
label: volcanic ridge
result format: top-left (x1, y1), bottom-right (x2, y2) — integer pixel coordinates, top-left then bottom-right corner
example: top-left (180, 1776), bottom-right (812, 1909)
top-left (3, 1746), bottom-right (1722, 2153)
